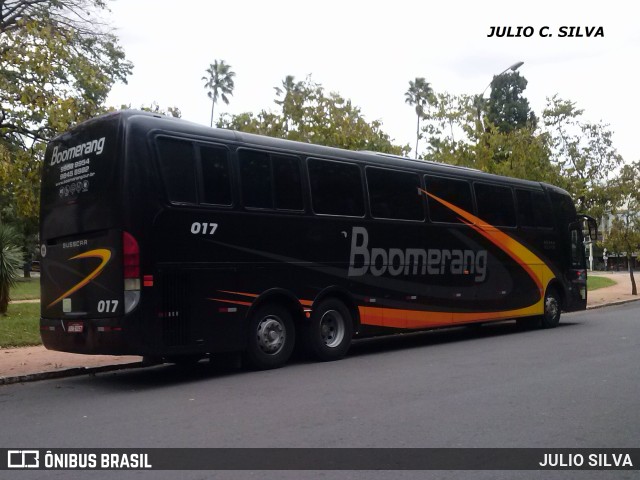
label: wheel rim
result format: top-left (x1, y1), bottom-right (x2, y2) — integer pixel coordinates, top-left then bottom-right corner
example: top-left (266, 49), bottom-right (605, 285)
top-left (256, 315), bottom-right (286, 355)
top-left (545, 294), bottom-right (559, 322)
top-left (319, 309), bottom-right (345, 348)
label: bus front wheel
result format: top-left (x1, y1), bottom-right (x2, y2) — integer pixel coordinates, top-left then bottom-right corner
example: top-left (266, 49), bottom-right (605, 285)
top-left (244, 304), bottom-right (295, 370)
top-left (540, 287), bottom-right (561, 328)
top-left (304, 299), bottom-right (353, 361)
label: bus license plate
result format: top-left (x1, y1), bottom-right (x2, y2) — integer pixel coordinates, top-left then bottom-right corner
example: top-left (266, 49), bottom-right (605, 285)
top-left (68, 322), bottom-right (84, 333)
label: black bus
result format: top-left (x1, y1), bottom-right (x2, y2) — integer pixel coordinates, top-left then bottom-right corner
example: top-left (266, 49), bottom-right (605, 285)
top-left (40, 110), bottom-right (597, 369)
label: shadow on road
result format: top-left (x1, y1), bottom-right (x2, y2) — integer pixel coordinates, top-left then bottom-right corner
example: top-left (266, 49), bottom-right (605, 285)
top-left (71, 320), bottom-right (579, 391)
top-left (349, 320), bottom-right (577, 358)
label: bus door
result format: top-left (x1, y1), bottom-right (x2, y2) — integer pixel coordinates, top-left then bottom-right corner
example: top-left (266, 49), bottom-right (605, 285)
top-left (567, 221), bottom-right (588, 310)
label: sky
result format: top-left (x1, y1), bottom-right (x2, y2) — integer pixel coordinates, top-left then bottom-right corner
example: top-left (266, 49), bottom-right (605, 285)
top-left (106, 0), bottom-right (639, 164)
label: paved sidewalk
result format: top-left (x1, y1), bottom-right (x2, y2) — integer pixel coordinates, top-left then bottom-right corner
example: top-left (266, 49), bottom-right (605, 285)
top-left (585, 270), bottom-right (639, 308)
top-left (1, 271), bottom-right (638, 384)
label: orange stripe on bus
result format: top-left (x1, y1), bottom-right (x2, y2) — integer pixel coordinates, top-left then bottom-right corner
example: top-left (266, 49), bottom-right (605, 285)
top-left (218, 290), bottom-right (259, 298)
top-left (208, 298), bottom-right (253, 307)
top-left (359, 300), bottom-right (543, 330)
top-left (217, 290), bottom-right (314, 307)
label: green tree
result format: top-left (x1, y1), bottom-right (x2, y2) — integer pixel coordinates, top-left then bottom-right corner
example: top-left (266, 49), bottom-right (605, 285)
top-left (274, 75), bottom-right (304, 133)
top-left (134, 102), bottom-right (182, 118)
top-left (0, 0), bottom-right (132, 223)
top-left (202, 60), bottom-right (235, 127)
top-left (485, 71), bottom-right (536, 134)
top-left (605, 214), bottom-right (639, 296)
top-left (420, 92), bottom-right (559, 185)
top-left (405, 77), bottom-right (434, 158)
top-left (422, 92), bottom-right (477, 165)
top-left (0, 0), bottom-right (132, 145)
top-left (543, 95), bottom-right (624, 218)
top-left (604, 161), bottom-right (640, 295)
top-left (0, 223), bottom-right (23, 315)
top-left (417, 86), bottom-right (625, 223)
top-left (219, 76), bottom-right (408, 155)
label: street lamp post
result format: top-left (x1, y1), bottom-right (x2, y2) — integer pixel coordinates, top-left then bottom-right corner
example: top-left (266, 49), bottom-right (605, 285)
top-left (476, 61), bottom-right (525, 130)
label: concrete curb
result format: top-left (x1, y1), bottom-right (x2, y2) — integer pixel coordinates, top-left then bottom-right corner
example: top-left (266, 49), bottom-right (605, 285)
top-left (0, 361), bottom-right (144, 386)
top-left (586, 297), bottom-right (640, 310)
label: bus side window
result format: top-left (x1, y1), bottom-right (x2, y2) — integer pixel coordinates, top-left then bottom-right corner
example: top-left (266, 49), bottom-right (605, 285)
top-left (239, 150), bottom-right (272, 209)
top-left (273, 154), bottom-right (303, 211)
top-left (424, 176), bottom-right (474, 224)
top-left (238, 150), bottom-right (303, 211)
top-left (516, 189), bottom-right (555, 229)
top-left (532, 191), bottom-right (554, 228)
top-left (515, 189), bottom-right (536, 227)
top-left (156, 137), bottom-right (197, 204)
top-left (308, 158), bottom-right (364, 217)
top-left (366, 167), bottom-right (423, 221)
top-left (475, 183), bottom-right (516, 227)
top-left (200, 145), bottom-right (232, 206)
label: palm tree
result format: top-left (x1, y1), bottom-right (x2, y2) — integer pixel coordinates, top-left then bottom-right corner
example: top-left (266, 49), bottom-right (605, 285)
top-left (274, 75), bottom-right (304, 132)
top-left (0, 224), bottom-right (23, 315)
top-left (405, 77), bottom-right (434, 159)
top-left (202, 60), bottom-right (236, 127)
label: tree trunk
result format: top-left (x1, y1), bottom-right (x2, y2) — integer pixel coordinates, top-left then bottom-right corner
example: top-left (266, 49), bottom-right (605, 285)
top-left (0, 286), bottom-right (8, 316)
top-left (210, 99), bottom-right (215, 128)
top-left (629, 255), bottom-right (637, 296)
top-left (23, 260), bottom-right (31, 278)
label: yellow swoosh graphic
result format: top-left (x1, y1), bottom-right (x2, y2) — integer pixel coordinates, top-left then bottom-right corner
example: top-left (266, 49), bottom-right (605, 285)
top-left (47, 249), bottom-right (112, 308)
top-left (356, 190), bottom-right (557, 329)
top-left (420, 188), bottom-right (554, 296)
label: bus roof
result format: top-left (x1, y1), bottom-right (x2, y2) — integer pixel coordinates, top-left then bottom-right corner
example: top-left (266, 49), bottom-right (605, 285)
top-left (65, 109), bottom-right (567, 194)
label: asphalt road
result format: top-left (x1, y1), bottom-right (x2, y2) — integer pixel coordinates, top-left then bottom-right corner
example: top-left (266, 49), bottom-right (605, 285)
top-left (1, 302), bottom-right (639, 480)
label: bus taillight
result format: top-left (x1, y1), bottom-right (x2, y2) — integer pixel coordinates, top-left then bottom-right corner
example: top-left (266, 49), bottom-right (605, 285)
top-left (571, 269), bottom-right (587, 282)
top-left (123, 231), bottom-right (141, 313)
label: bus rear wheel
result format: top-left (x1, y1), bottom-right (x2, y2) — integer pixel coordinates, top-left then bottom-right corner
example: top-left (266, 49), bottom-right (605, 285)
top-left (540, 287), bottom-right (561, 328)
top-left (304, 299), bottom-right (353, 361)
top-left (244, 304), bottom-right (295, 370)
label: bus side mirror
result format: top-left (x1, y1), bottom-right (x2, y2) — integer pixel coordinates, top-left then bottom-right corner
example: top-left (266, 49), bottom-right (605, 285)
top-left (576, 215), bottom-right (598, 243)
top-left (587, 218), bottom-right (597, 243)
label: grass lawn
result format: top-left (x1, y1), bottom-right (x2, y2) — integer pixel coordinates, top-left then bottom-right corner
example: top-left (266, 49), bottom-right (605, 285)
top-left (10, 277), bottom-right (40, 300)
top-left (588, 275), bottom-right (617, 291)
top-left (0, 302), bottom-right (41, 348)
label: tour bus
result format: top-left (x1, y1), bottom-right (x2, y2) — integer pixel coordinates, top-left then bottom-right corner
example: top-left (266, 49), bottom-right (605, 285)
top-left (40, 110), bottom-right (597, 369)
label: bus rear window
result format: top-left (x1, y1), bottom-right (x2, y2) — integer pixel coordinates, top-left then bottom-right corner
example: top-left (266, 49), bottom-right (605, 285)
top-left (41, 115), bottom-right (120, 212)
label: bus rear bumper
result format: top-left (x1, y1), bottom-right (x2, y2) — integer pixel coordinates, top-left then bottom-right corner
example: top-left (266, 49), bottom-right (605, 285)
top-left (40, 318), bottom-right (133, 356)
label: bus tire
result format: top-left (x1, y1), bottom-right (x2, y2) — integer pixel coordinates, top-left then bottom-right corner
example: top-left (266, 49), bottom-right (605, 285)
top-left (304, 299), bottom-right (353, 361)
top-left (244, 304), bottom-right (295, 370)
top-left (539, 287), bottom-right (561, 329)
